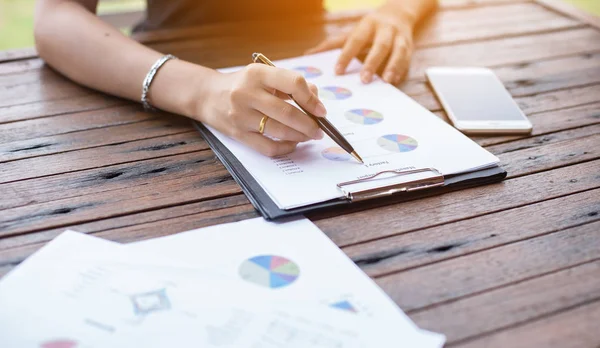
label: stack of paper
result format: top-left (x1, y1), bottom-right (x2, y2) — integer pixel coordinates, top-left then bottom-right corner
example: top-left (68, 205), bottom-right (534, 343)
top-left (0, 218), bottom-right (445, 347)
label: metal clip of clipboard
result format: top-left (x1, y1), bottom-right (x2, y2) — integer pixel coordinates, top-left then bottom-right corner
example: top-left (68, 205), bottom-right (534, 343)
top-left (336, 168), bottom-right (445, 202)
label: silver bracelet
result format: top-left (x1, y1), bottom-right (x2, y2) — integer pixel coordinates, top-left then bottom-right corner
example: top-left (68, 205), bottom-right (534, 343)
top-left (141, 54), bottom-right (177, 111)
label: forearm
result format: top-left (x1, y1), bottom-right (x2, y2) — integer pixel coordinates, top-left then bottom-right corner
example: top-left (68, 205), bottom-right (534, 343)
top-left (383, 0), bottom-right (439, 27)
top-left (33, 0), bottom-right (215, 118)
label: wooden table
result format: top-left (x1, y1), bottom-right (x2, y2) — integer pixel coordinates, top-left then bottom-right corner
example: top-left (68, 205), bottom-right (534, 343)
top-left (1, 0), bottom-right (599, 345)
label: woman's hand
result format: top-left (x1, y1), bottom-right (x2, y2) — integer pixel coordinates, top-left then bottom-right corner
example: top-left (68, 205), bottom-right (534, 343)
top-left (198, 64), bottom-right (326, 157)
top-left (306, 5), bottom-right (416, 85)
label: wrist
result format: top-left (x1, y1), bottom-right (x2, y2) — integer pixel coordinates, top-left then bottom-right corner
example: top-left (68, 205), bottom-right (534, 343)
top-left (147, 59), bottom-right (216, 120)
top-left (380, 0), bottom-right (437, 29)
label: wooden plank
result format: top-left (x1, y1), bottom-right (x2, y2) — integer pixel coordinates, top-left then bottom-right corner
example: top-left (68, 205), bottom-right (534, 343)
top-left (0, 68), bottom-right (94, 108)
top-left (411, 74), bottom-right (600, 113)
top-left (496, 129), bottom-right (599, 178)
top-left (343, 188), bottom-right (600, 278)
top-left (0, 48), bottom-right (37, 63)
top-left (0, 195), bottom-right (254, 265)
top-left (0, 59), bottom-right (44, 76)
top-left (374, 220), bottom-right (600, 311)
top-left (536, 0), bottom-right (600, 29)
top-left (454, 298), bottom-right (600, 348)
top-left (0, 105), bottom-right (152, 144)
top-left (0, 120), bottom-right (196, 163)
top-left (0, 94), bottom-right (130, 125)
top-left (402, 51), bottom-right (600, 103)
top-left (408, 28), bottom-right (600, 80)
top-left (473, 102), bottom-right (600, 147)
top-left (313, 160), bottom-right (600, 246)
top-left (411, 260), bottom-right (600, 344)
top-left (0, 132), bottom-right (207, 184)
top-left (0, 151), bottom-right (241, 237)
top-left (416, 2), bottom-right (581, 47)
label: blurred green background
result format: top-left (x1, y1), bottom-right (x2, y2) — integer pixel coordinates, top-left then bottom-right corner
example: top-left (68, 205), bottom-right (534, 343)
top-left (0, 0), bottom-right (598, 50)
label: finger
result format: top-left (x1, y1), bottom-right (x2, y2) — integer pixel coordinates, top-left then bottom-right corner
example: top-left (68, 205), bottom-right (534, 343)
top-left (361, 25), bottom-right (394, 83)
top-left (252, 91), bottom-right (324, 140)
top-left (239, 132), bottom-right (298, 157)
top-left (261, 68), bottom-right (327, 118)
top-left (308, 83), bottom-right (318, 96)
top-left (242, 110), bottom-right (311, 142)
top-left (305, 35), bottom-right (347, 55)
top-left (382, 36), bottom-right (409, 84)
top-left (395, 47), bottom-right (413, 84)
top-left (336, 18), bottom-right (375, 75)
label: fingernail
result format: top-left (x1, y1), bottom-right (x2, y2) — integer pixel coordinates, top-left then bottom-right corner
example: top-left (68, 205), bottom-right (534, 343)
top-left (361, 70), bottom-right (372, 83)
top-left (315, 102), bottom-right (327, 117)
top-left (384, 71), bottom-right (394, 83)
top-left (335, 64), bottom-right (344, 75)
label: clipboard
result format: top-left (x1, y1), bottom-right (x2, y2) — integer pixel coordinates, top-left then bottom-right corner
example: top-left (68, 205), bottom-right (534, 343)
top-left (194, 121), bottom-right (507, 220)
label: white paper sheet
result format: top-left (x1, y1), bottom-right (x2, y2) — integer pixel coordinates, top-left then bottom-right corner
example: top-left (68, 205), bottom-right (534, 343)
top-left (210, 49), bottom-right (499, 209)
top-left (127, 217), bottom-right (446, 347)
top-left (0, 228), bottom-right (445, 347)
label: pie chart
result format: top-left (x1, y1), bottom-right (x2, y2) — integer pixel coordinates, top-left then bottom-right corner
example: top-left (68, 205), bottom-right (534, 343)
top-left (377, 134), bottom-right (419, 152)
top-left (319, 86), bottom-right (352, 100)
top-left (293, 66), bottom-right (322, 78)
top-left (345, 109), bottom-right (384, 125)
top-left (322, 147), bottom-right (352, 161)
top-left (239, 255), bottom-right (300, 289)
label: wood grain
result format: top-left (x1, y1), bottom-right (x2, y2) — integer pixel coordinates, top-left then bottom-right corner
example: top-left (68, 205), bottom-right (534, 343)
top-left (402, 51), bottom-right (600, 107)
top-left (0, 119), bottom-right (196, 163)
top-left (473, 102), bottom-right (600, 147)
top-left (411, 259), bottom-right (600, 344)
top-left (0, 195), bottom-right (254, 266)
top-left (375, 220), bottom-right (600, 312)
top-left (536, 0), bottom-right (600, 29)
top-left (453, 297), bottom-right (600, 347)
top-left (0, 93), bottom-right (129, 124)
top-left (343, 188), bottom-right (600, 278)
top-left (0, 48), bottom-right (37, 63)
top-left (313, 160), bottom-right (600, 246)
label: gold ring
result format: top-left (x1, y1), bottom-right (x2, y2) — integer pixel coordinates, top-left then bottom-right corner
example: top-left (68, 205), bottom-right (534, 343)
top-left (258, 116), bottom-right (268, 134)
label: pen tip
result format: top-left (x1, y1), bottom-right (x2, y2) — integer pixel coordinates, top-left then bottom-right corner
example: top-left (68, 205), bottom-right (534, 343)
top-left (351, 151), bottom-right (364, 164)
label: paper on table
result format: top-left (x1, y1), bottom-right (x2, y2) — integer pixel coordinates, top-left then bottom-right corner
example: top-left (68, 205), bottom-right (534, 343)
top-left (210, 49), bottom-right (499, 209)
top-left (127, 217), bottom-right (446, 347)
top-left (0, 230), bottom-right (444, 348)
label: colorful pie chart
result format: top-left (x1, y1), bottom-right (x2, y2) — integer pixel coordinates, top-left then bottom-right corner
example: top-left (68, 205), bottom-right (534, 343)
top-left (321, 147), bottom-right (352, 161)
top-left (239, 255), bottom-right (300, 289)
top-left (377, 134), bottom-right (419, 152)
top-left (293, 66), bottom-right (322, 78)
top-left (319, 86), bottom-right (352, 100)
top-left (345, 109), bottom-right (384, 125)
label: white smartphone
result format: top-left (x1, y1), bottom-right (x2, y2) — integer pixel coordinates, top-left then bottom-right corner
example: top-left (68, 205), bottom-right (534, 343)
top-left (425, 67), bottom-right (532, 134)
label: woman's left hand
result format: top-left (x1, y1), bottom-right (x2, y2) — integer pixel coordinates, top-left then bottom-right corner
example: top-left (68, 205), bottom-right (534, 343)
top-left (306, 6), bottom-right (416, 85)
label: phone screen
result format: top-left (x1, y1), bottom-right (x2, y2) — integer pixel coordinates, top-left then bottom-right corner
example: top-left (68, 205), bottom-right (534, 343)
top-left (427, 69), bottom-right (527, 122)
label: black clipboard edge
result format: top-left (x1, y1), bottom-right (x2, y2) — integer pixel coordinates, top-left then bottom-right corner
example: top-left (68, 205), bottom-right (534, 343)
top-left (194, 121), bottom-right (507, 220)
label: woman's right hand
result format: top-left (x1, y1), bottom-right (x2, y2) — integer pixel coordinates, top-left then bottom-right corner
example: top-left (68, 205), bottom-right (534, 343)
top-left (198, 64), bottom-right (327, 157)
